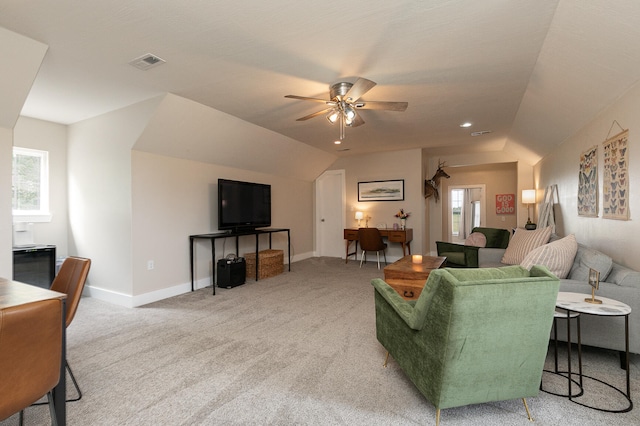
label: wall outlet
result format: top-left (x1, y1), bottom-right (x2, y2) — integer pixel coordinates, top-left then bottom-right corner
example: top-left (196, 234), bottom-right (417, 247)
top-left (147, 260), bottom-right (154, 270)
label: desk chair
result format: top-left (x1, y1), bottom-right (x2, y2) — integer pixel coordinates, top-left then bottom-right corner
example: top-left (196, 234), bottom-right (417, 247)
top-left (0, 299), bottom-right (63, 425)
top-left (358, 228), bottom-right (387, 269)
top-left (49, 256), bottom-right (91, 402)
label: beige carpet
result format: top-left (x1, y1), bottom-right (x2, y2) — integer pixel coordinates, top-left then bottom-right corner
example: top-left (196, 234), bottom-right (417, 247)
top-left (6, 257), bottom-right (639, 425)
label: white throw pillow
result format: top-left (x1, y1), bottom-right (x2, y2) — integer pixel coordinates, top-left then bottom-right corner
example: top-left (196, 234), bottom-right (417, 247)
top-left (520, 234), bottom-right (578, 278)
top-left (465, 232), bottom-right (487, 247)
top-left (501, 226), bottom-right (552, 265)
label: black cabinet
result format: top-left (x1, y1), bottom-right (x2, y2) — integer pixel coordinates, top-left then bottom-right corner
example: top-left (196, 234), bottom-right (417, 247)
top-left (13, 245), bottom-right (56, 289)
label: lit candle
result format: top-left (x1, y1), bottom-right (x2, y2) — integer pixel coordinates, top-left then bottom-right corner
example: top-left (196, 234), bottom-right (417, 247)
top-left (412, 255), bottom-right (423, 264)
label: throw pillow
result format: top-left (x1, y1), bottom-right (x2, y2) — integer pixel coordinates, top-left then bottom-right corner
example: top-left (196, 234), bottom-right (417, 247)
top-left (569, 245), bottom-right (614, 282)
top-left (520, 234), bottom-right (578, 278)
top-left (501, 226), bottom-right (552, 265)
top-left (465, 232), bottom-right (487, 247)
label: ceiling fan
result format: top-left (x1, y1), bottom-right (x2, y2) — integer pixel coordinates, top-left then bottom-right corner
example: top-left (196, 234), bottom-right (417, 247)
top-left (285, 78), bottom-right (408, 140)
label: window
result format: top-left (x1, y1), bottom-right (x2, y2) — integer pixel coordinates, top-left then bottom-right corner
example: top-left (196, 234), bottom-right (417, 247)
top-left (12, 147), bottom-right (51, 222)
top-left (451, 189), bottom-right (463, 237)
top-left (448, 185), bottom-right (486, 243)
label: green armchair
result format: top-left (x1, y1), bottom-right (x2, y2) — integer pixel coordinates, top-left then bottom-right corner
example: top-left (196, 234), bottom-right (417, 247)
top-left (371, 265), bottom-right (559, 425)
top-left (436, 227), bottom-right (510, 267)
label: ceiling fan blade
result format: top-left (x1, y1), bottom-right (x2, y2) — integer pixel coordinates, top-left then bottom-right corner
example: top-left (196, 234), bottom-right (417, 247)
top-left (295, 107), bottom-right (333, 121)
top-left (355, 101), bottom-right (408, 111)
top-left (350, 112), bottom-right (365, 127)
top-left (285, 95), bottom-right (336, 105)
top-left (344, 78), bottom-right (376, 102)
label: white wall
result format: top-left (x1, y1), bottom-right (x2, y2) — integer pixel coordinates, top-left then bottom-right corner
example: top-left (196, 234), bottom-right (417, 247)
top-left (67, 97), bottom-right (161, 303)
top-left (0, 27), bottom-right (47, 278)
top-left (65, 93), bottom-right (331, 307)
top-left (13, 117), bottom-right (68, 256)
top-left (131, 151), bottom-right (314, 300)
top-left (328, 149), bottom-right (424, 260)
top-left (536, 80), bottom-right (640, 271)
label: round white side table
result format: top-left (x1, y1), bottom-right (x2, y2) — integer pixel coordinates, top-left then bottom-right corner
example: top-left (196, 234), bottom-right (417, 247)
top-left (555, 292), bottom-right (632, 413)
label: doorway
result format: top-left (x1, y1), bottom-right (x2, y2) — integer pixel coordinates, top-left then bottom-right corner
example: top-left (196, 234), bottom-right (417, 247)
top-left (315, 170), bottom-right (346, 258)
top-left (448, 185), bottom-right (486, 243)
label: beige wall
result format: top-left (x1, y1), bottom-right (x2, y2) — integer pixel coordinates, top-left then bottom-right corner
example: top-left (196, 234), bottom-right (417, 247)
top-left (423, 152), bottom-right (527, 254)
top-left (64, 93), bottom-right (329, 307)
top-left (131, 151), bottom-right (313, 299)
top-left (13, 117), bottom-right (68, 256)
top-left (536, 80), bottom-right (640, 271)
top-left (0, 28), bottom-right (47, 278)
top-left (328, 149), bottom-right (424, 259)
top-left (67, 97), bottom-right (160, 303)
top-left (439, 162), bottom-right (519, 241)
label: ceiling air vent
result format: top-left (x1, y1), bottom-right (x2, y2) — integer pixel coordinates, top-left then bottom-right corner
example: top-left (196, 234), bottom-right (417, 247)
top-left (471, 130), bottom-right (492, 137)
top-left (128, 53), bottom-right (166, 71)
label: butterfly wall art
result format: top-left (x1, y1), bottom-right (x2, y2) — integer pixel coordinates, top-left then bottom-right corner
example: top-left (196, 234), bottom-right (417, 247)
top-left (578, 145), bottom-right (598, 217)
top-left (603, 129), bottom-right (629, 220)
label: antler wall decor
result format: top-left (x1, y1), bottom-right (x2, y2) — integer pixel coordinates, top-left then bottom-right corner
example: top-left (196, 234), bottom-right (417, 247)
top-left (424, 161), bottom-right (450, 202)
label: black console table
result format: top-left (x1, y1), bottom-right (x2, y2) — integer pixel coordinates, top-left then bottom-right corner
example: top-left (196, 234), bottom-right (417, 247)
top-left (189, 228), bottom-right (291, 294)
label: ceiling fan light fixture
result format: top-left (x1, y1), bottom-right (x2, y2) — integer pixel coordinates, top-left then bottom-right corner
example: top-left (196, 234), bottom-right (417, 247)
top-left (344, 105), bottom-right (356, 125)
top-left (326, 109), bottom-right (340, 124)
top-left (286, 77), bottom-right (407, 140)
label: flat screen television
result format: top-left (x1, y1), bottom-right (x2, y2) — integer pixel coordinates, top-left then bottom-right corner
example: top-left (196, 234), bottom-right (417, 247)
top-left (218, 179), bottom-right (271, 232)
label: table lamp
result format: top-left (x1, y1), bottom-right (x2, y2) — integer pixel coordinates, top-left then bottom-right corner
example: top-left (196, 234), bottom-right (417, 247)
top-left (522, 189), bottom-right (537, 230)
top-left (355, 211), bottom-right (364, 227)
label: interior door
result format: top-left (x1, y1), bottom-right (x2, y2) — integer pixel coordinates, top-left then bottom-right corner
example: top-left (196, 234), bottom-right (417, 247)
top-left (315, 170), bottom-right (345, 258)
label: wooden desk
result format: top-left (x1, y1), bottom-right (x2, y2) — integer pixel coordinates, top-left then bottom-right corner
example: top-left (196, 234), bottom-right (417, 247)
top-left (0, 278), bottom-right (67, 425)
top-left (383, 255), bottom-right (446, 300)
top-left (344, 228), bottom-right (413, 263)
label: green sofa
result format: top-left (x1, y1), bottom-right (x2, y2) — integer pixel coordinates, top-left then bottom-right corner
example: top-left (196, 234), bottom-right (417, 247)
top-left (371, 266), bottom-right (559, 424)
top-left (436, 227), bottom-right (511, 267)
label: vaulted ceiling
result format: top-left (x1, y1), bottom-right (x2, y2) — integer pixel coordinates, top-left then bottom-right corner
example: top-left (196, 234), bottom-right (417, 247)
top-left (2, 0), bottom-right (640, 164)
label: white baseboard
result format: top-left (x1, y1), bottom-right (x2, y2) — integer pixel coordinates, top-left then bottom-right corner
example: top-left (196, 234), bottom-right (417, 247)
top-left (85, 281), bottom-right (194, 308)
top-left (291, 251), bottom-right (313, 263)
top-left (85, 254), bottom-right (314, 308)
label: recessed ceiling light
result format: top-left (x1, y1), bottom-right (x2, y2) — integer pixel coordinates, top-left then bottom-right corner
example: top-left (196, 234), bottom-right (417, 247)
top-left (460, 122), bottom-right (472, 128)
top-left (471, 130), bottom-right (492, 136)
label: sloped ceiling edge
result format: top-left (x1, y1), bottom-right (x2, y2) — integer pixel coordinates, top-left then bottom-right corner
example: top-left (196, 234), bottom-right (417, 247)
top-left (134, 93), bottom-right (337, 182)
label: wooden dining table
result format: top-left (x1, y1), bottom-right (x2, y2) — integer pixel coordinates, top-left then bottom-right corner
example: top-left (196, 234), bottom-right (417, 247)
top-left (0, 277), bottom-right (67, 425)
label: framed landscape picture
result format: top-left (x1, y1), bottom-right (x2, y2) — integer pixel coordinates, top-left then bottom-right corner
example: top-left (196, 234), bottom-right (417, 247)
top-left (358, 180), bottom-right (404, 202)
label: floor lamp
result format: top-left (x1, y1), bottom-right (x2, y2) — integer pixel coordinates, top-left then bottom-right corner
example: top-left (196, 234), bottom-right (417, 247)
top-left (522, 189), bottom-right (537, 230)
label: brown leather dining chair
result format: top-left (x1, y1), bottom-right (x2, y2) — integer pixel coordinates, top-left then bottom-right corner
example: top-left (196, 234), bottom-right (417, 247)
top-left (49, 256), bottom-right (91, 402)
top-left (0, 299), bottom-right (63, 425)
top-left (358, 228), bottom-right (388, 269)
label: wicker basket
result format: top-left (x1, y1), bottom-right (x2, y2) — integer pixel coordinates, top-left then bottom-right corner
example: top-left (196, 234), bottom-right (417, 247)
top-left (245, 249), bottom-right (284, 279)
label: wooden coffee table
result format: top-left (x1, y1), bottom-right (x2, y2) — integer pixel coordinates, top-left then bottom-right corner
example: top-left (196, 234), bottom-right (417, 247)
top-left (383, 255), bottom-right (446, 300)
